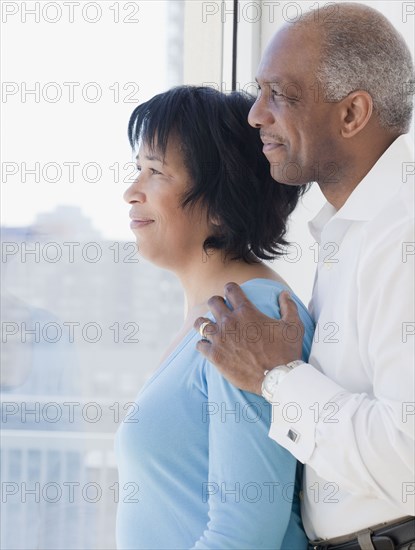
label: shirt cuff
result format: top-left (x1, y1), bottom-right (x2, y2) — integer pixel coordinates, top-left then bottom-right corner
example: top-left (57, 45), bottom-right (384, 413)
top-left (268, 364), bottom-right (346, 463)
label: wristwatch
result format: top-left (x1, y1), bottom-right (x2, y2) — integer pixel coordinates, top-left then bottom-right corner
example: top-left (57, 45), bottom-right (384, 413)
top-left (261, 360), bottom-right (304, 402)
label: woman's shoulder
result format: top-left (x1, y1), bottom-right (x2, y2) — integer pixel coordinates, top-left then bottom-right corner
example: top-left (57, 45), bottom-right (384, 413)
top-left (240, 277), bottom-right (289, 301)
top-left (238, 278), bottom-right (313, 324)
top-left (237, 278), bottom-right (315, 360)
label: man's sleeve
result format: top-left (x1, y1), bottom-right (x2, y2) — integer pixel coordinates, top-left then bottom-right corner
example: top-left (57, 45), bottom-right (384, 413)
top-left (268, 218), bottom-right (415, 513)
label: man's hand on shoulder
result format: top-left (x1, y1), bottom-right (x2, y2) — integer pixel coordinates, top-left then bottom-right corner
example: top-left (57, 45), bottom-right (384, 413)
top-left (194, 283), bottom-right (304, 395)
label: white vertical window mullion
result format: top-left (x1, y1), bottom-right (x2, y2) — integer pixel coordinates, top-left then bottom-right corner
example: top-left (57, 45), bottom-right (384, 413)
top-left (235, 0), bottom-right (262, 91)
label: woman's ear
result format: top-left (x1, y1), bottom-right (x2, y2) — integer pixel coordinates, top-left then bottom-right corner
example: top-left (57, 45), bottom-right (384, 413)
top-left (338, 91), bottom-right (373, 138)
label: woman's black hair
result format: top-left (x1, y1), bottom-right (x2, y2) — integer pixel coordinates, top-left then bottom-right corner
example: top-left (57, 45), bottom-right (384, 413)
top-left (128, 85), bottom-right (306, 263)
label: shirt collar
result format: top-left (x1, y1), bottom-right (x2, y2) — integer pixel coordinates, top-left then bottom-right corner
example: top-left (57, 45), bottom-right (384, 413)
top-left (308, 135), bottom-right (413, 242)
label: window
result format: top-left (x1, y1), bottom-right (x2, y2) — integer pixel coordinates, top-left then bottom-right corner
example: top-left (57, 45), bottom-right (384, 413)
top-left (1, 1), bottom-right (413, 548)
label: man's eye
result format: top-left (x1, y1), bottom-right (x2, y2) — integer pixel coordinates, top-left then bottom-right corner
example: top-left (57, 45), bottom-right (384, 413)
top-left (271, 89), bottom-right (298, 102)
top-left (271, 90), bottom-right (285, 98)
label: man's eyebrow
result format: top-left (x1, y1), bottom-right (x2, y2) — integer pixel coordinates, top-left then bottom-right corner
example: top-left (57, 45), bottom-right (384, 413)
top-left (254, 76), bottom-right (284, 86)
top-left (266, 77), bottom-right (283, 85)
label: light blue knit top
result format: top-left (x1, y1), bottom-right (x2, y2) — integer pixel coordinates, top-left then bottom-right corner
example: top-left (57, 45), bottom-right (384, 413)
top-left (115, 278), bottom-right (314, 549)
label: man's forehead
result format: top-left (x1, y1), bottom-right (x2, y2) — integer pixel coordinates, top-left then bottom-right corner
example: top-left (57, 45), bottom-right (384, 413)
top-left (255, 58), bottom-right (302, 87)
top-left (256, 26), bottom-right (319, 84)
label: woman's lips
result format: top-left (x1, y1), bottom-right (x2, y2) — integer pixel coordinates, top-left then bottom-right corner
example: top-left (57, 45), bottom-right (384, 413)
top-left (130, 219), bottom-right (154, 229)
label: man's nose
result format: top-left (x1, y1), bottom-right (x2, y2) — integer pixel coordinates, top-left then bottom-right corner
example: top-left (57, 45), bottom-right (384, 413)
top-left (248, 93), bottom-right (275, 128)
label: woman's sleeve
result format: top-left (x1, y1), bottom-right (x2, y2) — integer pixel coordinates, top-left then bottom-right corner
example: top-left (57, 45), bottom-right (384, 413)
top-left (192, 364), bottom-right (307, 549)
top-left (192, 287), bottom-right (312, 549)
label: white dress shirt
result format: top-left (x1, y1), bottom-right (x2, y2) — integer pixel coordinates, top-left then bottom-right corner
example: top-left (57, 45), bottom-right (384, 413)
top-left (268, 135), bottom-right (415, 539)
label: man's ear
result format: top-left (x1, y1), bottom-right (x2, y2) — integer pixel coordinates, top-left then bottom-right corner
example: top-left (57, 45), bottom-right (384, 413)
top-left (338, 91), bottom-right (373, 138)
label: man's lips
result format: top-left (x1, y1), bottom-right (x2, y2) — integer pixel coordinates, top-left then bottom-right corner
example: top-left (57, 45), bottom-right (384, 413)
top-left (260, 135), bottom-right (285, 153)
top-left (262, 142), bottom-right (284, 153)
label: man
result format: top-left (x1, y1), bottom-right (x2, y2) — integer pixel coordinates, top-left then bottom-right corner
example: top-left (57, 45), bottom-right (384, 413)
top-left (194, 3), bottom-right (415, 548)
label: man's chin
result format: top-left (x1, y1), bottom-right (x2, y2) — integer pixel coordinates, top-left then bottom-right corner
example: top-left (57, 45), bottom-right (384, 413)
top-left (269, 164), bottom-right (309, 186)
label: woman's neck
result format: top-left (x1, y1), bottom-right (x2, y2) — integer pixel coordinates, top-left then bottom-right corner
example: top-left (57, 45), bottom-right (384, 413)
top-left (172, 250), bottom-right (289, 322)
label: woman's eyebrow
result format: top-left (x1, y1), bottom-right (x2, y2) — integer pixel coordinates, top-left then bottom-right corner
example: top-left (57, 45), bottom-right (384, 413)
top-left (135, 153), bottom-right (166, 164)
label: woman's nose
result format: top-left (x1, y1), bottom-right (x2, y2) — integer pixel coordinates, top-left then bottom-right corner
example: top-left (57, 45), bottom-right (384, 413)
top-left (123, 175), bottom-right (146, 204)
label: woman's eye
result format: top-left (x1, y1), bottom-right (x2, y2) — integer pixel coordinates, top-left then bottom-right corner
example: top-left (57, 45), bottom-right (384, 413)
top-left (135, 165), bottom-right (162, 176)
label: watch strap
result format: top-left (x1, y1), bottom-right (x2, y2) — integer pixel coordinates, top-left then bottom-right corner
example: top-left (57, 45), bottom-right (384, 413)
top-left (261, 360), bottom-right (304, 402)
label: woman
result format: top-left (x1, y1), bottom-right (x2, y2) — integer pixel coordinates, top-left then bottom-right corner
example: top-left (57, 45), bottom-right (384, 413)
top-left (116, 86), bottom-right (314, 549)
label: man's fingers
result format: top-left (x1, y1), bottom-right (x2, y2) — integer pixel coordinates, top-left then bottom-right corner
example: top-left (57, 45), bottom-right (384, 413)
top-left (194, 316), bottom-right (210, 332)
top-left (224, 282), bottom-right (251, 310)
top-left (193, 317), bottom-right (218, 339)
top-left (278, 291), bottom-right (300, 322)
top-left (195, 338), bottom-right (213, 360)
top-left (278, 291), bottom-right (305, 342)
top-left (196, 338), bottom-right (225, 369)
top-left (207, 295), bottom-right (228, 318)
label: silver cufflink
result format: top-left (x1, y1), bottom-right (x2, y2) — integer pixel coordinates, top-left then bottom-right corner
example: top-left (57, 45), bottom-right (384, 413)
top-left (287, 429), bottom-right (300, 443)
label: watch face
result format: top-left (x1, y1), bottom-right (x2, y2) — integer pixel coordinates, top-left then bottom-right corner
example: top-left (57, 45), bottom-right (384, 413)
top-left (262, 364), bottom-right (300, 401)
top-left (264, 365), bottom-right (294, 395)
top-left (264, 369), bottom-right (281, 393)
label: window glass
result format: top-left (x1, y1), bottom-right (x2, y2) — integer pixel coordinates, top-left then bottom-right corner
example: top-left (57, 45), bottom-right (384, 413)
top-left (1, 2), bottom-right (223, 547)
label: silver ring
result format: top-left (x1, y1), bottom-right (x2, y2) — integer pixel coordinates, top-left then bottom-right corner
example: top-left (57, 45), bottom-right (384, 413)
top-left (199, 321), bottom-right (212, 340)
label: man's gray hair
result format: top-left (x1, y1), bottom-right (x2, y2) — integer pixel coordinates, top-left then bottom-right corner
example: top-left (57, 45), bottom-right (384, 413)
top-left (296, 3), bottom-right (414, 134)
